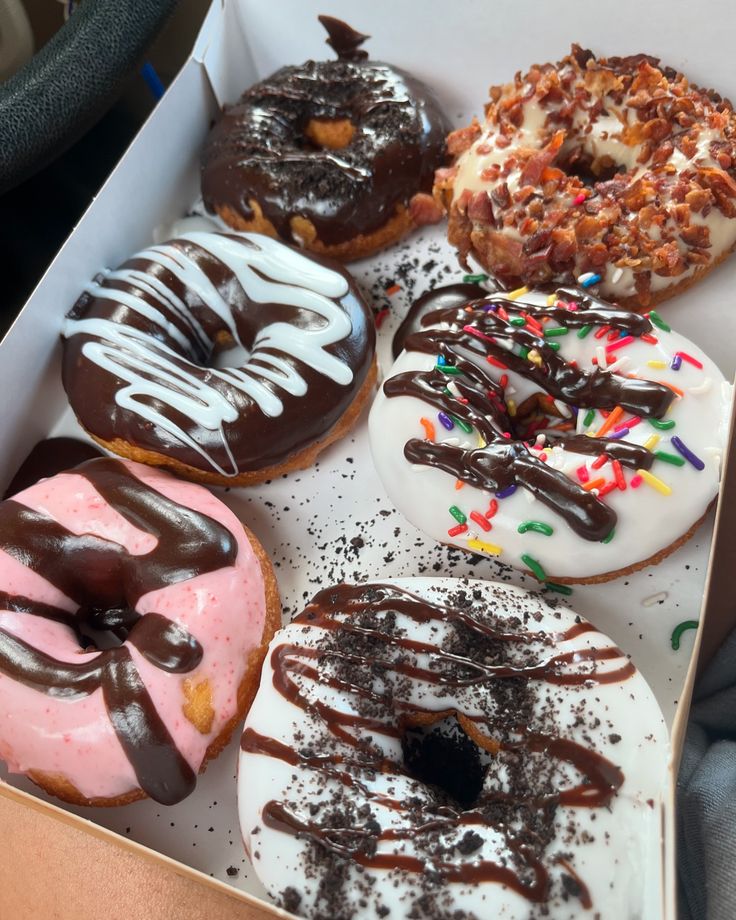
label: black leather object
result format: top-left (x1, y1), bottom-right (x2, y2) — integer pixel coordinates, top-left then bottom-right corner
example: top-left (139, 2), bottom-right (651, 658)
top-left (0, 0), bottom-right (179, 193)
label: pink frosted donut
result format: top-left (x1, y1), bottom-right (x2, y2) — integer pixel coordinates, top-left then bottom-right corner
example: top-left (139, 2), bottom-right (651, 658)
top-left (0, 458), bottom-right (279, 806)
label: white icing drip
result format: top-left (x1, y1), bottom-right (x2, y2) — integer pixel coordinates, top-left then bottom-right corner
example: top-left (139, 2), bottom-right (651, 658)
top-left (65, 232), bottom-right (357, 474)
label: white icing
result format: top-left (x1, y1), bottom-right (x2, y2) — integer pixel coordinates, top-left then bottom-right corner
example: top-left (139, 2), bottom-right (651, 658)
top-left (452, 66), bottom-right (736, 300)
top-left (369, 289), bottom-right (732, 581)
top-left (238, 577), bottom-right (668, 919)
top-left (64, 232), bottom-right (356, 475)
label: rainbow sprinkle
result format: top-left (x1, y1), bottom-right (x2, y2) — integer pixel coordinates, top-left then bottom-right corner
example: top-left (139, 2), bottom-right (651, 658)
top-left (577, 325), bottom-right (592, 339)
top-left (654, 450), bottom-right (686, 467)
top-left (671, 436), bottom-right (705, 471)
top-left (647, 360), bottom-right (667, 369)
top-left (496, 485), bottom-right (517, 499)
top-left (463, 273), bottom-right (488, 283)
top-left (420, 418), bottom-right (435, 440)
top-left (449, 505), bottom-right (467, 524)
top-left (436, 363), bottom-right (461, 375)
top-left (578, 272), bottom-right (601, 288)
top-left (508, 286), bottom-right (530, 301)
top-left (649, 418), bottom-right (676, 431)
top-left (637, 468), bottom-right (672, 496)
top-left (518, 521), bottom-right (554, 536)
top-left (671, 620), bottom-right (699, 651)
top-left (447, 523), bottom-right (468, 537)
top-left (648, 310), bottom-right (671, 332)
top-left (467, 538), bottom-right (502, 555)
top-left (438, 412), bottom-right (454, 431)
top-left (470, 510), bottom-right (492, 532)
top-left (521, 554), bottom-right (547, 581)
top-left (546, 582), bottom-right (573, 596)
top-left (676, 351), bottom-right (704, 370)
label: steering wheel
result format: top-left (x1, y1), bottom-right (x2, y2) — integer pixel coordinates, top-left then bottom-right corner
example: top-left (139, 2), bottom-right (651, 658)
top-left (0, 0), bottom-right (179, 194)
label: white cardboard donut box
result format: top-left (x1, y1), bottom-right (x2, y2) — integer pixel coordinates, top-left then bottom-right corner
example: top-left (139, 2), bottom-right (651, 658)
top-left (2, 1), bottom-right (736, 917)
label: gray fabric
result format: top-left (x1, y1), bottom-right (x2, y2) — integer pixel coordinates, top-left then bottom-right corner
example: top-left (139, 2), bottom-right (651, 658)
top-left (678, 627), bottom-right (736, 920)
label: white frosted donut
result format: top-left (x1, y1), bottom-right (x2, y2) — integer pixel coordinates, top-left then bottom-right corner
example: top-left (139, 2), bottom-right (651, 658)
top-left (369, 284), bottom-right (730, 583)
top-left (238, 578), bottom-right (667, 920)
top-left (435, 47), bottom-right (736, 308)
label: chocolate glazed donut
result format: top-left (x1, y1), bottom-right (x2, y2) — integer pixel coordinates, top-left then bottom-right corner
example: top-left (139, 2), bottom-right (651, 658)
top-left (61, 231), bottom-right (377, 485)
top-left (201, 17), bottom-right (451, 261)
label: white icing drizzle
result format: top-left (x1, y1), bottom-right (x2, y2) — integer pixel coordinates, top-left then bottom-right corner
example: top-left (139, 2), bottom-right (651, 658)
top-left (64, 232), bottom-right (356, 475)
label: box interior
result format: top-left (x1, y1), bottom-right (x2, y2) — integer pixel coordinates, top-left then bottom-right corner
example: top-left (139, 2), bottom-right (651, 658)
top-left (4, 1), bottom-right (736, 917)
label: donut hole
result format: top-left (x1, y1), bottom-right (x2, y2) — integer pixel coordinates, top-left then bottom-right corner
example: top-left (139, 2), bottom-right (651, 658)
top-left (559, 148), bottom-right (624, 187)
top-left (75, 604), bottom-right (140, 650)
top-left (304, 118), bottom-right (355, 150)
top-left (401, 714), bottom-right (490, 809)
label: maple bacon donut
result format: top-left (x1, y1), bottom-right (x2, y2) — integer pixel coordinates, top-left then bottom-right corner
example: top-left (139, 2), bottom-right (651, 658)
top-left (239, 579), bottom-right (667, 919)
top-left (62, 231), bottom-right (376, 487)
top-left (0, 458), bottom-right (280, 806)
top-left (201, 17), bottom-right (450, 262)
top-left (369, 283), bottom-right (730, 584)
top-left (436, 47), bottom-right (736, 307)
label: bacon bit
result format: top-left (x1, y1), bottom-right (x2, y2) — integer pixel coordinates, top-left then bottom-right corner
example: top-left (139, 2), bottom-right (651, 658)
top-left (519, 130), bottom-right (565, 186)
top-left (447, 120), bottom-right (482, 156)
top-left (409, 192), bottom-right (444, 226)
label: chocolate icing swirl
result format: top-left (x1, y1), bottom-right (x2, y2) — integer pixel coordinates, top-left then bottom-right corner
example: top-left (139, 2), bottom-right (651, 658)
top-left (384, 284), bottom-right (675, 540)
top-left (243, 583), bottom-right (632, 909)
top-left (0, 459), bottom-right (238, 804)
top-left (201, 22), bottom-right (450, 246)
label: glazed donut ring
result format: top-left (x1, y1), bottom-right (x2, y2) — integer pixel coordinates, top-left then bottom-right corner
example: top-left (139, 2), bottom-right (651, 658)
top-left (201, 17), bottom-right (450, 262)
top-left (62, 231), bottom-right (376, 486)
top-left (0, 458), bottom-right (280, 806)
top-left (239, 579), bottom-right (667, 920)
top-left (436, 46), bottom-right (736, 307)
top-left (369, 283), bottom-right (730, 584)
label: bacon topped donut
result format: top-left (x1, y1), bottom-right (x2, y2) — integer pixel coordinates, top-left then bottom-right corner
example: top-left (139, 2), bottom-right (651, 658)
top-left (435, 47), bottom-right (736, 307)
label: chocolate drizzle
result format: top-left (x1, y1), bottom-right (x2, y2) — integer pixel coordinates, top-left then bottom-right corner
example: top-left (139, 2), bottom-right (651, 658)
top-left (3, 437), bottom-right (103, 498)
top-left (243, 583), bottom-right (633, 910)
top-left (0, 459), bottom-right (238, 804)
top-left (384, 284), bottom-right (676, 540)
top-left (392, 282), bottom-right (487, 359)
top-left (201, 21), bottom-right (450, 246)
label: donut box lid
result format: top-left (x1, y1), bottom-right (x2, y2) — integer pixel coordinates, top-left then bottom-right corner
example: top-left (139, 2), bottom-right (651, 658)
top-left (2, 0), bottom-right (736, 918)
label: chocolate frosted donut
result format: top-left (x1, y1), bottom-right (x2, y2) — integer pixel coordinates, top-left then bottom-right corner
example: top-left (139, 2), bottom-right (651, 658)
top-left (239, 579), bottom-right (667, 919)
top-left (62, 231), bottom-right (377, 486)
top-left (201, 17), bottom-right (450, 261)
